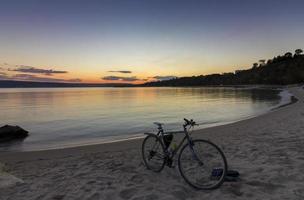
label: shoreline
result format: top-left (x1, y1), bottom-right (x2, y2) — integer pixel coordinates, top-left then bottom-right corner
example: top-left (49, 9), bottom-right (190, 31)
top-left (0, 87), bottom-right (297, 161)
top-left (0, 87), bottom-right (296, 158)
top-left (0, 83), bottom-right (302, 89)
top-left (0, 86), bottom-right (292, 153)
top-left (0, 86), bottom-right (304, 199)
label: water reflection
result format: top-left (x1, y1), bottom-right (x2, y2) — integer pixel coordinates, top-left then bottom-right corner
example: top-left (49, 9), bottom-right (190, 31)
top-left (0, 87), bottom-right (280, 151)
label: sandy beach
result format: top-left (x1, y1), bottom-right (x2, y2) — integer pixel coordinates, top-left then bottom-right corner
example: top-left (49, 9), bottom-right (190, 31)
top-left (0, 86), bottom-right (304, 200)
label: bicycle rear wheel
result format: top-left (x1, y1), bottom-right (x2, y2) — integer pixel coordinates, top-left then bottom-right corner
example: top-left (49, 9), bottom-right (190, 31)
top-left (178, 139), bottom-right (227, 190)
top-left (142, 134), bottom-right (166, 172)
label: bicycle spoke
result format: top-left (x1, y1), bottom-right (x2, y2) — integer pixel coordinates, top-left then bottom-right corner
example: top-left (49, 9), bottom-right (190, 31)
top-left (142, 119), bottom-right (227, 190)
top-left (142, 135), bottom-right (166, 172)
top-left (147, 151), bottom-right (165, 160)
top-left (178, 139), bottom-right (227, 190)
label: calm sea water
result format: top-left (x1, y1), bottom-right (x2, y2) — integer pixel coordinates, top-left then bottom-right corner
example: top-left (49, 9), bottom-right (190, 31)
top-left (0, 87), bottom-right (283, 151)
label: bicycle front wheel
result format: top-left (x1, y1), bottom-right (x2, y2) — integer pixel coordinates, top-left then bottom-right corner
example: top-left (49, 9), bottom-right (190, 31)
top-left (178, 139), bottom-right (227, 190)
top-left (142, 134), bottom-right (166, 172)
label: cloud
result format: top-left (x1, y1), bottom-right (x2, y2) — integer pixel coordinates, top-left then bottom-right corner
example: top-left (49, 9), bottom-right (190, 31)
top-left (108, 70), bottom-right (132, 74)
top-left (12, 74), bottom-right (68, 82)
top-left (0, 73), bottom-right (81, 83)
top-left (67, 78), bottom-right (82, 82)
top-left (152, 76), bottom-right (177, 81)
top-left (9, 65), bottom-right (68, 76)
top-left (12, 74), bottom-right (63, 82)
top-left (0, 63), bottom-right (8, 67)
top-left (0, 66), bottom-right (5, 71)
top-left (0, 72), bottom-right (8, 79)
top-left (102, 76), bottom-right (140, 82)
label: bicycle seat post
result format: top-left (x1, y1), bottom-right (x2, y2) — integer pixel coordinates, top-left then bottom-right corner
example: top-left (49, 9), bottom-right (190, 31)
top-left (153, 122), bottom-right (164, 132)
top-left (157, 124), bottom-right (163, 132)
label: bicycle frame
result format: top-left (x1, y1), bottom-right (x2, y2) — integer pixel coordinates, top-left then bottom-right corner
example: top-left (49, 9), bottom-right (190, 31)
top-left (143, 119), bottom-right (227, 190)
top-left (155, 125), bottom-right (195, 160)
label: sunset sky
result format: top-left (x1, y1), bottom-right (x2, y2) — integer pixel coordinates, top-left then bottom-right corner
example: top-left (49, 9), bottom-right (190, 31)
top-left (0, 0), bottom-right (304, 83)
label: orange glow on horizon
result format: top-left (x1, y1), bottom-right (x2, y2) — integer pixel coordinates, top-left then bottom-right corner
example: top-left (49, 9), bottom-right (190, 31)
top-left (0, 55), bottom-right (260, 84)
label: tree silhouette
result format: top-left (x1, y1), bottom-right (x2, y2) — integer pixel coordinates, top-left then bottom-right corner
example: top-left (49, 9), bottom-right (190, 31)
top-left (142, 49), bottom-right (304, 86)
top-left (259, 59), bottom-right (266, 66)
top-left (295, 49), bottom-right (303, 56)
top-left (252, 63), bottom-right (259, 69)
top-left (284, 52), bottom-right (292, 58)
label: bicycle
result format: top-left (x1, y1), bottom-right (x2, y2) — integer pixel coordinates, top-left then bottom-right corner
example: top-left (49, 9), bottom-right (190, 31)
top-left (142, 118), bottom-right (227, 190)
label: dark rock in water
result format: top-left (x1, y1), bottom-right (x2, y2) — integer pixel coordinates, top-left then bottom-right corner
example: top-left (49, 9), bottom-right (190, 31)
top-left (0, 125), bottom-right (29, 142)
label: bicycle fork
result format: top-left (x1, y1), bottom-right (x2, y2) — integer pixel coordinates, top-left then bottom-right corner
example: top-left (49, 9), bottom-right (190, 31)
top-left (188, 139), bottom-right (204, 166)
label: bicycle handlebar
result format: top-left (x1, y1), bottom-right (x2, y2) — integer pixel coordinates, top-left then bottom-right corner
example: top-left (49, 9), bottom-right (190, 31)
top-left (183, 118), bottom-right (198, 127)
top-left (183, 118), bottom-right (190, 124)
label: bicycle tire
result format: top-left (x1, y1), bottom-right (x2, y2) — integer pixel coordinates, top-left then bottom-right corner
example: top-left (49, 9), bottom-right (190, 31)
top-left (178, 139), bottom-right (227, 190)
top-left (142, 134), bottom-right (166, 172)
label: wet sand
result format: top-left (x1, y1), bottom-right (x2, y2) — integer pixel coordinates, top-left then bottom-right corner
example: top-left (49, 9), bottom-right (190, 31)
top-left (0, 86), bottom-right (304, 200)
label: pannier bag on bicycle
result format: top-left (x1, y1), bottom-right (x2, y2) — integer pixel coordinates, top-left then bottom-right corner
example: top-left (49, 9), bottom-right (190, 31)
top-left (163, 134), bottom-right (173, 149)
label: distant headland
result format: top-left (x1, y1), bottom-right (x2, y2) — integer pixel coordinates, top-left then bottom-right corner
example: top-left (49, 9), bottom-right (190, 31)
top-left (0, 80), bottom-right (133, 88)
top-left (141, 49), bottom-right (304, 87)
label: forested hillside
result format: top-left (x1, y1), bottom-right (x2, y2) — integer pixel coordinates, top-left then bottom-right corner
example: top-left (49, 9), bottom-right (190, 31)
top-left (142, 49), bottom-right (304, 86)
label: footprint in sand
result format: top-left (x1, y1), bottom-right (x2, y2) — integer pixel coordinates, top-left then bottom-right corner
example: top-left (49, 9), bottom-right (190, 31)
top-left (171, 190), bottom-right (189, 200)
top-left (0, 172), bottom-right (24, 188)
top-left (294, 188), bottom-right (304, 198)
top-left (119, 187), bottom-right (137, 200)
top-left (129, 174), bottom-right (144, 183)
top-left (87, 192), bottom-right (100, 200)
top-left (132, 194), bottom-right (158, 200)
top-left (246, 180), bottom-right (284, 192)
top-left (52, 194), bottom-right (65, 200)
